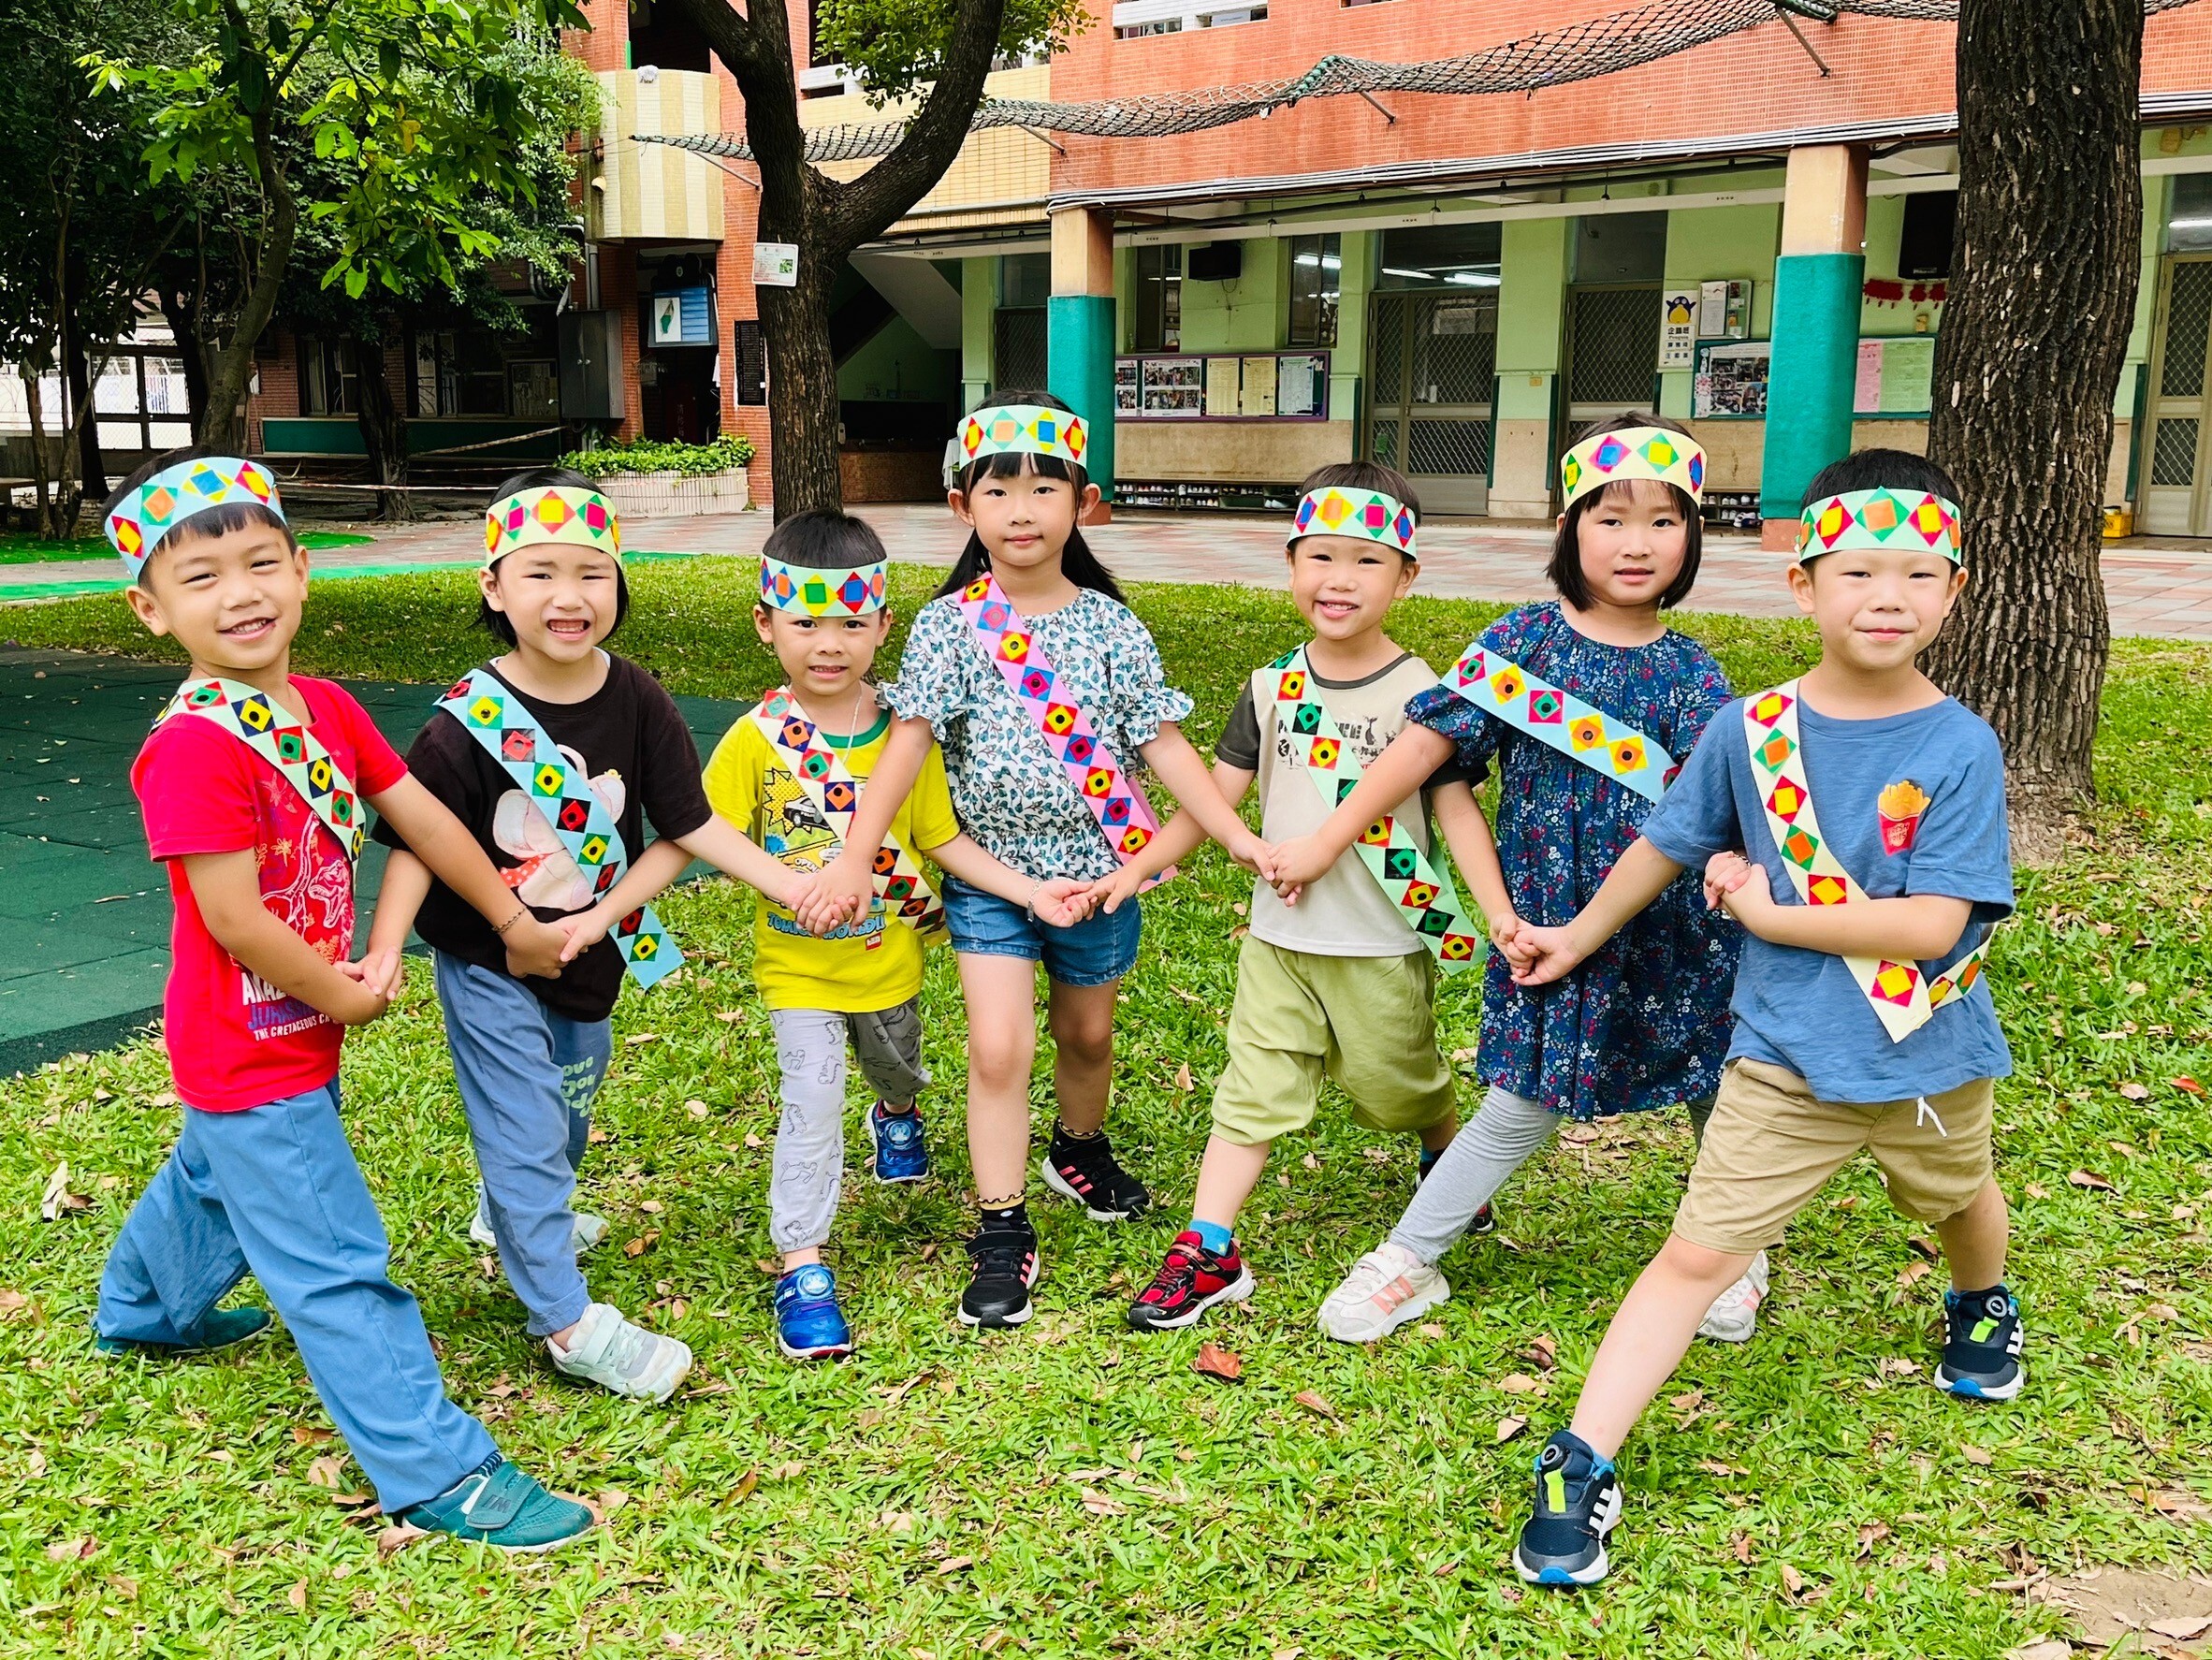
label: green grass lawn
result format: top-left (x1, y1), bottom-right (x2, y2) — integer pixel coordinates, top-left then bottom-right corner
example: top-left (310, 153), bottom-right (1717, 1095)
top-left (3, 565), bottom-right (2210, 1657)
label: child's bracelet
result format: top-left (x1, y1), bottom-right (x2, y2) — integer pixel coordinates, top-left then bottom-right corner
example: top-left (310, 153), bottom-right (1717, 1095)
top-left (1024, 881), bottom-right (1042, 923)
top-left (493, 907), bottom-right (531, 937)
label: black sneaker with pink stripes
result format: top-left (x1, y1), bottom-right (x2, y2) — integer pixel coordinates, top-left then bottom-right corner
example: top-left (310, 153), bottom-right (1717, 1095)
top-left (1040, 1125), bottom-right (1153, 1222)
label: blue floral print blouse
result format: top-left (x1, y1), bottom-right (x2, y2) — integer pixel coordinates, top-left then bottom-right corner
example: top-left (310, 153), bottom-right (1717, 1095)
top-left (1408, 601), bottom-right (1739, 1121)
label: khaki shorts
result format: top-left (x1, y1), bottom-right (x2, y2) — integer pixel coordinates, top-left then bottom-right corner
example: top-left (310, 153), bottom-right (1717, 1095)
top-left (1210, 937), bottom-right (1456, 1146)
top-left (1672, 1058), bottom-right (1996, 1255)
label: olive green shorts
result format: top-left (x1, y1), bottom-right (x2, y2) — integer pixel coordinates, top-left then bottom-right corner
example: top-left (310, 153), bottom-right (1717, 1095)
top-left (1209, 936), bottom-right (1457, 1146)
top-left (1672, 1058), bottom-right (1997, 1255)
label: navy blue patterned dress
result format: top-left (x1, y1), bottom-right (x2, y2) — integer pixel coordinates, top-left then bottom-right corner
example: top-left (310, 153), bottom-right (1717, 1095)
top-left (1406, 601), bottom-right (1739, 1122)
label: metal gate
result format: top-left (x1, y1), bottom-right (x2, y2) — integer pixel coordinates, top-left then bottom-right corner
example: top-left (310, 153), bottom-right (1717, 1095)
top-left (1362, 292), bottom-right (1495, 514)
top-left (993, 307), bottom-right (1048, 392)
top-left (1564, 283), bottom-right (1662, 433)
top-left (2141, 254), bottom-right (2212, 535)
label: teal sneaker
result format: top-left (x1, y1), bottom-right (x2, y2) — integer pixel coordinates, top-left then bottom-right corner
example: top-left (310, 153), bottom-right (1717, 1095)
top-left (399, 1455), bottom-right (596, 1553)
top-left (95, 1305), bottom-right (271, 1357)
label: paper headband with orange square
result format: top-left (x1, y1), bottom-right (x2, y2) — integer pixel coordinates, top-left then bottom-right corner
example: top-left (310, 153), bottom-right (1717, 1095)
top-left (1796, 488), bottom-right (1964, 564)
top-left (954, 404), bottom-right (1089, 470)
top-left (105, 457), bottom-right (284, 578)
top-left (483, 487), bottom-right (621, 569)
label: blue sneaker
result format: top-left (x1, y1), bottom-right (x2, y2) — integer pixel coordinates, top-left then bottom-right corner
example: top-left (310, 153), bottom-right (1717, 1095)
top-left (1937, 1286), bottom-right (2025, 1400)
top-left (95, 1305), bottom-right (271, 1357)
top-left (1514, 1432), bottom-right (1623, 1587)
top-left (775, 1264), bottom-right (854, 1361)
top-left (870, 1102), bottom-right (930, 1185)
top-left (399, 1454), bottom-right (595, 1553)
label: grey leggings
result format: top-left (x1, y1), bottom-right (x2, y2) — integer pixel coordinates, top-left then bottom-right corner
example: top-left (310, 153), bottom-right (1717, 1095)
top-left (1389, 1085), bottom-right (1715, 1266)
top-left (767, 1000), bottom-right (930, 1253)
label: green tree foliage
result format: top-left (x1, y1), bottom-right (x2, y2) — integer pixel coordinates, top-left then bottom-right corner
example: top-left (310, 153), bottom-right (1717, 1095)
top-left (810, 0), bottom-right (1088, 106)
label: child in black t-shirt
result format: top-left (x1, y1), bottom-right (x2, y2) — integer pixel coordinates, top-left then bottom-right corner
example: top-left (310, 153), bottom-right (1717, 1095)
top-left (368, 467), bottom-right (793, 1404)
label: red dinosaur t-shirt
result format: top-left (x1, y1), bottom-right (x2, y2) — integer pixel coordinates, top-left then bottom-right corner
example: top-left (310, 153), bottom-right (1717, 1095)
top-left (132, 676), bottom-right (405, 1113)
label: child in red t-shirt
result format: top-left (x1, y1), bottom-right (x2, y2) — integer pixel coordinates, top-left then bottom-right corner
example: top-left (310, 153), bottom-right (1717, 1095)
top-left (92, 447), bottom-right (595, 1552)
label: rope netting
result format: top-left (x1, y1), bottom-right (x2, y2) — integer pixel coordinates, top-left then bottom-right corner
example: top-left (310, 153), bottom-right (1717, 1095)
top-left (639, 0), bottom-right (2198, 166)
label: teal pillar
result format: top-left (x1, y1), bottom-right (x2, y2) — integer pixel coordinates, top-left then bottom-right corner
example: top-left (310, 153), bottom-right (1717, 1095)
top-left (1048, 295), bottom-right (1116, 503)
top-left (1759, 251), bottom-right (1865, 522)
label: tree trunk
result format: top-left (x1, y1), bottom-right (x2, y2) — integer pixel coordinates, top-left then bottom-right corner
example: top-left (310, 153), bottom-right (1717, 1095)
top-left (756, 190), bottom-right (844, 517)
top-left (1922, 0), bottom-right (2142, 864)
top-left (60, 276), bottom-right (106, 502)
top-left (158, 285), bottom-right (211, 435)
top-left (198, 109), bottom-right (298, 452)
top-left (352, 335), bottom-right (413, 522)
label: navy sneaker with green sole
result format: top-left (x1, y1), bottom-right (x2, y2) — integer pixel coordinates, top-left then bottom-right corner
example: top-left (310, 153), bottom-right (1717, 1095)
top-left (95, 1305), bottom-right (271, 1357)
top-left (1515, 1432), bottom-right (1623, 1588)
top-left (1937, 1286), bottom-right (2025, 1401)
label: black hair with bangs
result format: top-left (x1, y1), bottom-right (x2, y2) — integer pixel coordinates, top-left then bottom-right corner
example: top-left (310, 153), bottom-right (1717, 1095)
top-left (478, 464), bottom-right (631, 647)
top-left (105, 444), bottom-right (296, 588)
top-left (1546, 412), bottom-right (1705, 612)
top-left (937, 388), bottom-right (1126, 604)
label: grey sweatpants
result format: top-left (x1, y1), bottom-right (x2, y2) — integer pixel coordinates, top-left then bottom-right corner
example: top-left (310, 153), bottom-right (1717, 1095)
top-left (768, 999), bottom-right (930, 1253)
top-left (1389, 1085), bottom-right (1716, 1266)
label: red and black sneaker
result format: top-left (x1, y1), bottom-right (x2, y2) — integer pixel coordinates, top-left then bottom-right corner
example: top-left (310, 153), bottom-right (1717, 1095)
top-left (1041, 1127), bottom-right (1153, 1222)
top-left (1125, 1231), bottom-right (1256, 1332)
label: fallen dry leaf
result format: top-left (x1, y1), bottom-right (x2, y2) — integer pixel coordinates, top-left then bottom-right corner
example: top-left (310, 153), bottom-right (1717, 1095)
top-left (45, 1536), bottom-right (95, 1563)
top-left (686, 1099), bottom-right (711, 1119)
top-left (2175, 1076), bottom-right (2205, 1095)
top-left (1878, 1357), bottom-right (1921, 1378)
top-left (2069, 1169), bottom-right (2116, 1192)
top-left (1962, 1444), bottom-right (1994, 1466)
top-left (597, 1488), bottom-right (630, 1513)
top-left (2026, 1182), bottom-right (2049, 1200)
top-left (1495, 1415), bottom-right (1528, 1444)
top-left (1418, 1322), bottom-right (1446, 1340)
top-left (732, 1470), bottom-right (759, 1502)
top-left (1782, 1563), bottom-right (1806, 1596)
top-left (623, 1032), bottom-right (660, 1047)
top-left (38, 1162), bottom-right (89, 1221)
top-left (0, 1289), bottom-right (32, 1319)
top-left (1732, 1531), bottom-right (1754, 1565)
top-left (290, 1425), bottom-right (334, 1447)
top-left (1173, 1062), bottom-right (1193, 1093)
top-left (1695, 1460), bottom-right (1747, 1478)
top-left (1292, 1391), bottom-right (1337, 1420)
top-left (1525, 1334), bottom-right (1559, 1370)
top-left (1193, 1342), bottom-right (1244, 1383)
top-left (307, 1456), bottom-right (345, 1489)
top-left (743, 1131), bottom-right (764, 1150)
top-left (2151, 1614), bottom-right (2212, 1640)
top-left (1497, 1373), bottom-right (1542, 1395)
top-left (715, 1011), bottom-right (744, 1023)
top-left (287, 1579), bottom-right (308, 1610)
top-left (2002, 1645), bottom-right (2071, 1660)
top-left (1080, 1489), bottom-right (1127, 1516)
top-left (1856, 1522), bottom-right (1892, 1558)
top-left (375, 1523), bottom-right (428, 1559)
top-left (774, 1461), bottom-right (805, 1479)
top-left (622, 1230), bottom-right (662, 1259)
top-left (640, 1199), bottom-right (664, 1215)
top-left (935, 1555), bottom-right (973, 1576)
top-left (1898, 1260), bottom-right (1933, 1288)
top-left (2120, 1081), bottom-right (2151, 1100)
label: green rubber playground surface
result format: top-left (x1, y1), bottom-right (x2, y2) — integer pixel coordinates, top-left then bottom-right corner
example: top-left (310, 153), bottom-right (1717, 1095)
top-left (0, 529), bottom-right (376, 565)
top-left (0, 645), bottom-right (742, 1076)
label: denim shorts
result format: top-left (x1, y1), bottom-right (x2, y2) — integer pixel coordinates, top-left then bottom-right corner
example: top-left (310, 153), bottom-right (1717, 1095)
top-left (940, 874), bottom-right (1141, 987)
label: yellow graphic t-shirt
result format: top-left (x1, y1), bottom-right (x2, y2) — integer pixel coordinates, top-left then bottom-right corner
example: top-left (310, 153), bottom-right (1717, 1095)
top-left (702, 703), bottom-right (961, 1012)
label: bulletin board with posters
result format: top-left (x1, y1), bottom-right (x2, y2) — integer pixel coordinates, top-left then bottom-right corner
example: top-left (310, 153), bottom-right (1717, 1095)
top-left (1691, 340), bottom-right (1771, 419)
top-left (1853, 336), bottom-right (1937, 417)
top-left (1115, 353), bottom-right (1330, 419)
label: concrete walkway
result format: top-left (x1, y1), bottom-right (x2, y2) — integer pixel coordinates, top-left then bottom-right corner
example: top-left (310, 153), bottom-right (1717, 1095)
top-left (9, 504), bottom-right (2211, 638)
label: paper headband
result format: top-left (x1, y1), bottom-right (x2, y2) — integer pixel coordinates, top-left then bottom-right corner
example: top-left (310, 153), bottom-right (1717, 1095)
top-left (106, 457), bottom-right (284, 577)
top-left (1288, 487), bottom-right (1419, 557)
top-left (760, 554), bottom-right (889, 616)
top-left (955, 404), bottom-right (1089, 470)
top-left (1560, 425), bottom-right (1707, 509)
top-left (1796, 488), bottom-right (1964, 564)
top-left (483, 487), bottom-right (621, 569)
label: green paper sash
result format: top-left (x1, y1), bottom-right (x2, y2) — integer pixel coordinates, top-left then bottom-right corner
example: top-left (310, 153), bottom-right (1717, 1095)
top-left (156, 677), bottom-right (366, 862)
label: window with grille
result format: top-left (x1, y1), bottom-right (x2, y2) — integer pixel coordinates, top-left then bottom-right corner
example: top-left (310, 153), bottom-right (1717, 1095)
top-left (2151, 416), bottom-right (2200, 487)
top-left (1287, 233), bottom-right (1340, 348)
top-left (298, 338), bottom-right (357, 415)
top-left (1568, 287), bottom-right (1661, 405)
top-left (1132, 245), bottom-right (1183, 352)
top-left (2161, 262), bottom-right (2212, 398)
top-left (1112, 0), bottom-right (1266, 36)
top-left (994, 308), bottom-right (1048, 390)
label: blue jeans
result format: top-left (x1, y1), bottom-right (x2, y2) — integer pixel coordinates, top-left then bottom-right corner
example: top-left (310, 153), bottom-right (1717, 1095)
top-left (940, 875), bottom-right (1141, 987)
top-left (95, 1082), bottom-right (497, 1513)
top-left (432, 953), bottom-right (612, 1336)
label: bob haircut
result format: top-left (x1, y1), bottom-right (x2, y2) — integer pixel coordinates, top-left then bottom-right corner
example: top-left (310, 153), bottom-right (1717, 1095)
top-left (937, 387), bottom-right (1126, 604)
top-left (105, 444), bottom-right (296, 588)
top-left (479, 465), bottom-right (631, 647)
top-left (1546, 412), bottom-right (1704, 612)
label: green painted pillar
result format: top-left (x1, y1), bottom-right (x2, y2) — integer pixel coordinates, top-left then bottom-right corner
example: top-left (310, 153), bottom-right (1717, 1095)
top-left (1760, 145), bottom-right (1869, 540)
top-left (1759, 252), bottom-right (1866, 521)
top-left (1048, 296), bottom-right (1116, 504)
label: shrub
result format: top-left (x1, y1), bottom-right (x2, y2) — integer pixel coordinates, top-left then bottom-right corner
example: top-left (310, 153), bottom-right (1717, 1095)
top-left (557, 435), bottom-right (756, 478)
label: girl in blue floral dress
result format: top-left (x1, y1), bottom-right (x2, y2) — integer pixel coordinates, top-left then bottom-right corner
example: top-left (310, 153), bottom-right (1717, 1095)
top-left (803, 389), bottom-right (1262, 1331)
top-left (1307, 414), bottom-right (1758, 1346)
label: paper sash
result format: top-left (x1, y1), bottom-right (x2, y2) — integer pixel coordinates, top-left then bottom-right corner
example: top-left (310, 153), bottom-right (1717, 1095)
top-left (1258, 648), bottom-right (1480, 970)
top-left (1743, 682), bottom-right (1987, 1043)
top-left (435, 669), bottom-right (680, 989)
top-left (1438, 638), bottom-right (1677, 801)
top-left (954, 574), bottom-right (1172, 886)
top-left (749, 690), bottom-right (947, 938)
top-left (156, 677), bottom-right (366, 863)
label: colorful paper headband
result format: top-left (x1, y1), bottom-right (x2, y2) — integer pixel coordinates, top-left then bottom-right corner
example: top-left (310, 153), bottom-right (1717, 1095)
top-left (483, 487), bottom-right (620, 569)
top-left (1796, 488), bottom-right (1964, 564)
top-left (106, 457), bottom-right (284, 577)
top-left (1288, 487), bottom-right (1419, 557)
top-left (1559, 425), bottom-right (1707, 509)
top-left (760, 554), bottom-right (889, 616)
top-left (955, 404), bottom-right (1089, 470)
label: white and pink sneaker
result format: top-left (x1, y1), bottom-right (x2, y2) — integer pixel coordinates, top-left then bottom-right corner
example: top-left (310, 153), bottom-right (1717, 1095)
top-left (1696, 1250), bottom-right (1769, 1344)
top-left (1317, 1242), bottom-right (1450, 1344)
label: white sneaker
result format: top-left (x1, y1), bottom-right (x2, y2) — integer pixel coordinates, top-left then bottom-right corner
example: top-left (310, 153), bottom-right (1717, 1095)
top-left (546, 1303), bottom-right (692, 1403)
top-left (468, 1198), bottom-right (609, 1256)
top-left (1697, 1250), bottom-right (1769, 1344)
top-left (1317, 1242), bottom-right (1450, 1344)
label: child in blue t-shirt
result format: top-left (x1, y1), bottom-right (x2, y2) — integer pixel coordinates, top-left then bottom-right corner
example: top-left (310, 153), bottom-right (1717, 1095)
top-left (1502, 449), bottom-right (2017, 1589)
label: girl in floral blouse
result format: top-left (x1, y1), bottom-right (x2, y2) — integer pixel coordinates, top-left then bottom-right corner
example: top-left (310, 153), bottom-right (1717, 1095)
top-left (803, 389), bottom-right (1261, 1330)
top-left (1270, 414), bottom-right (1758, 1347)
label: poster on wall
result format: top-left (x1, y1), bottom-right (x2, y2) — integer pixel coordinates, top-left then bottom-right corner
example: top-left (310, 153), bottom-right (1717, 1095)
top-left (752, 242), bottom-right (798, 286)
top-left (1142, 357), bottom-right (1203, 416)
top-left (1114, 359), bottom-right (1141, 415)
top-left (1853, 336), bottom-right (1937, 415)
top-left (1278, 355), bottom-right (1325, 417)
top-left (1239, 355), bottom-right (1277, 416)
top-left (1692, 339), bottom-right (1771, 418)
top-left (1698, 279), bottom-right (1753, 339)
top-left (1204, 357), bottom-right (1240, 417)
top-left (1659, 291), bottom-right (1697, 369)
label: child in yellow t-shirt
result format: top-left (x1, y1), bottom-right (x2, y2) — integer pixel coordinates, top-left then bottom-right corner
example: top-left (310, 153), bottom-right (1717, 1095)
top-left (704, 510), bottom-right (1089, 1361)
